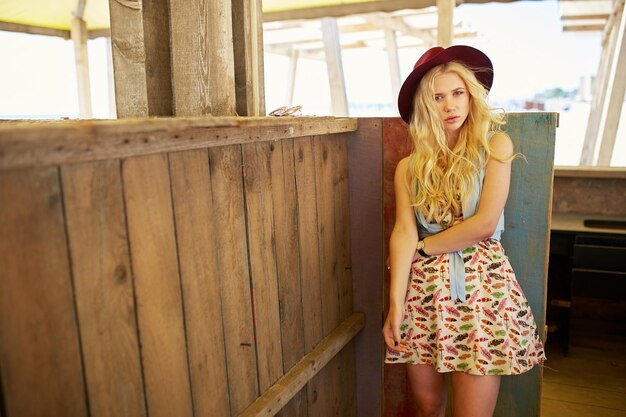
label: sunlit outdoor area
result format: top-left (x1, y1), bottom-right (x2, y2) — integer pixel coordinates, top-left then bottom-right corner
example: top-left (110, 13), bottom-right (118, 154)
top-left (1, 0), bottom-right (624, 165)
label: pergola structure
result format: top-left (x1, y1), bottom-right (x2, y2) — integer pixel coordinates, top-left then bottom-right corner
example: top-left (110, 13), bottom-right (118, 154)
top-left (0, 0), bottom-right (624, 165)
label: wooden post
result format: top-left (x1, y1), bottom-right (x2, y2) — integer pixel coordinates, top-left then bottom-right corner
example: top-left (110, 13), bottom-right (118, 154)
top-left (105, 37), bottom-right (117, 118)
top-left (71, 17), bottom-right (93, 118)
top-left (232, 0), bottom-right (266, 116)
top-left (169, 0), bottom-right (237, 116)
top-left (580, 27), bottom-right (615, 164)
top-left (286, 49), bottom-right (300, 107)
top-left (597, 1), bottom-right (626, 165)
top-left (384, 28), bottom-right (401, 104)
top-left (437, 0), bottom-right (454, 47)
top-left (581, 0), bottom-right (623, 165)
top-left (321, 17), bottom-right (349, 116)
top-left (107, 0), bottom-right (173, 117)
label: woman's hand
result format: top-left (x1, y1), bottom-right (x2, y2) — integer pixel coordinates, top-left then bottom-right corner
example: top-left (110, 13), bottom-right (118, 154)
top-left (382, 305), bottom-right (409, 353)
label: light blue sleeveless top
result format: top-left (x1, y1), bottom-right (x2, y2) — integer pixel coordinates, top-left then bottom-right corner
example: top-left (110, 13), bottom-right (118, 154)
top-left (415, 143), bottom-right (505, 303)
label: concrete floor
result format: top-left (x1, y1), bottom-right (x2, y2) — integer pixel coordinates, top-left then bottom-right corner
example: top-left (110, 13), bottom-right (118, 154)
top-left (541, 316), bottom-right (626, 417)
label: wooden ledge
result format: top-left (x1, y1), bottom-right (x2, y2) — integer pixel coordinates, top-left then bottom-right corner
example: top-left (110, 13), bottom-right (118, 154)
top-left (0, 116), bottom-right (357, 170)
top-left (554, 166), bottom-right (626, 179)
top-left (238, 312), bottom-right (365, 417)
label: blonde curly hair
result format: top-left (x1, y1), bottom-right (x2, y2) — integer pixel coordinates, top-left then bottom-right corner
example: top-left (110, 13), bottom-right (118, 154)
top-left (406, 61), bottom-right (511, 224)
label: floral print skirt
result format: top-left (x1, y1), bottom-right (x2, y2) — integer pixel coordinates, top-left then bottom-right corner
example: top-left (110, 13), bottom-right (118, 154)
top-left (385, 238), bottom-right (546, 375)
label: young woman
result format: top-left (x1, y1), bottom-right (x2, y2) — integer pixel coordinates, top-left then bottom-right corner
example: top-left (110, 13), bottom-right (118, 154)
top-left (382, 45), bottom-right (546, 417)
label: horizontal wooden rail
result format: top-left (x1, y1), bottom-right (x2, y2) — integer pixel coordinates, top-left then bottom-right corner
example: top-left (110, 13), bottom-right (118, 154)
top-left (238, 312), bottom-right (365, 417)
top-left (0, 116), bottom-right (357, 170)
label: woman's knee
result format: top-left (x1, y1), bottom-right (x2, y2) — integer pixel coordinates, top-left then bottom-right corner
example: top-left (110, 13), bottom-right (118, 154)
top-left (414, 391), bottom-right (446, 417)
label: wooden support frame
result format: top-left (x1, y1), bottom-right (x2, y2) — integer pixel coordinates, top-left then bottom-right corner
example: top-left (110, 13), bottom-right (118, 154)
top-left (0, 116), bottom-right (357, 170)
top-left (286, 49), bottom-right (300, 106)
top-left (321, 17), bottom-right (349, 116)
top-left (597, 0), bottom-right (626, 165)
top-left (437, 0), bottom-right (455, 47)
top-left (581, 0), bottom-right (625, 165)
top-left (237, 313), bottom-right (364, 417)
top-left (232, 0), bottom-right (266, 116)
top-left (108, 0), bottom-right (173, 117)
top-left (71, 17), bottom-right (93, 118)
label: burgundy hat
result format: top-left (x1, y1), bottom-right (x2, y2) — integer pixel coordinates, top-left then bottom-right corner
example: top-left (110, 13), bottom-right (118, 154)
top-left (398, 45), bottom-right (493, 123)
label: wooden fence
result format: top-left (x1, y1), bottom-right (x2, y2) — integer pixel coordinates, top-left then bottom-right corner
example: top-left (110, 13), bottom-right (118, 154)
top-left (0, 116), bottom-right (362, 417)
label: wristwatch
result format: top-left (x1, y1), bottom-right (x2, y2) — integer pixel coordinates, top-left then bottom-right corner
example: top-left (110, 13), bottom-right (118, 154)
top-left (416, 239), bottom-right (428, 257)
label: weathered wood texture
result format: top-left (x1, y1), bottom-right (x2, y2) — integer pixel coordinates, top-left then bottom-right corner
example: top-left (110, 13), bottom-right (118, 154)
top-left (380, 114), bottom-right (556, 417)
top-left (347, 118), bottom-right (385, 417)
top-left (0, 118), bottom-right (360, 417)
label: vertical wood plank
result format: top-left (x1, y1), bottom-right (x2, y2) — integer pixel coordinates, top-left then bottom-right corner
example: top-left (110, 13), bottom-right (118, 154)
top-left (122, 154), bottom-right (193, 417)
top-left (348, 118), bottom-right (385, 417)
top-left (293, 137), bottom-right (326, 416)
top-left (242, 142), bottom-right (284, 392)
top-left (168, 149), bottom-right (230, 417)
top-left (331, 134), bottom-right (357, 417)
top-left (496, 112), bottom-right (556, 417)
top-left (169, 0), bottom-right (236, 116)
top-left (321, 17), bottom-right (349, 116)
top-left (61, 161), bottom-right (146, 417)
top-left (313, 135), bottom-right (342, 417)
top-left (270, 139), bottom-right (308, 416)
top-left (0, 168), bottom-right (88, 417)
top-left (232, 0), bottom-right (266, 116)
top-left (108, 0), bottom-right (172, 118)
top-left (208, 146), bottom-right (259, 415)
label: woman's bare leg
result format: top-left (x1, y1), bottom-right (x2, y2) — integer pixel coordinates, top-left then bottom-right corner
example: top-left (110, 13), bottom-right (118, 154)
top-left (406, 364), bottom-right (447, 417)
top-left (450, 372), bottom-right (500, 417)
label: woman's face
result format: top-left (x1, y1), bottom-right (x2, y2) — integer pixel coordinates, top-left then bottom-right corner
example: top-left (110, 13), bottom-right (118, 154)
top-left (433, 71), bottom-right (470, 140)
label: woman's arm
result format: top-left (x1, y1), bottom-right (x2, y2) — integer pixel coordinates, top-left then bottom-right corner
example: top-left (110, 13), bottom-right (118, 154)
top-left (383, 157), bottom-right (419, 351)
top-left (420, 132), bottom-right (514, 255)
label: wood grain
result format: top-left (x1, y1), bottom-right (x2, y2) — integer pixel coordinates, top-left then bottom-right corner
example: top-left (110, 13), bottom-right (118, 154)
top-left (0, 168), bottom-right (87, 417)
top-left (61, 160), bottom-right (146, 417)
top-left (122, 154), bottom-right (193, 417)
top-left (270, 139), bottom-right (307, 416)
top-left (242, 142), bottom-right (284, 392)
top-left (293, 136), bottom-right (326, 416)
top-left (168, 149), bottom-right (230, 417)
top-left (0, 117), bottom-right (357, 170)
top-left (208, 145), bottom-right (259, 415)
top-left (313, 135), bottom-right (342, 417)
top-left (238, 313), bottom-right (365, 417)
top-left (496, 114), bottom-right (555, 417)
top-left (348, 118), bottom-right (384, 417)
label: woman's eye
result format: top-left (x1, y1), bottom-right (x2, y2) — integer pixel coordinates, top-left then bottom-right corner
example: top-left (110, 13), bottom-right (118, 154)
top-left (454, 90), bottom-right (464, 96)
top-left (434, 95), bottom-right (443, 101)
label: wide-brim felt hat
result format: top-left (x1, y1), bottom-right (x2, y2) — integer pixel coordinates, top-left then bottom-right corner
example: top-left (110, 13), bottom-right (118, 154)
top-left (398, 45), bottom-right (493, 123)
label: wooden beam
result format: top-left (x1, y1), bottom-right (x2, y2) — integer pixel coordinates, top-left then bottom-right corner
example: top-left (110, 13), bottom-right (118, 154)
top-left (71, 17), bottom-right (93, 118)
top-left (384, 28), bottom-right (401, 102)
top-left (74, 0), bottom-right (87, 19)
top-left (105, 37), bottom-right (117, 118)
top-left (0, 21), bottom-right (70, 38)
top-left (108, 0), bottom-right (172, 118)
top-left (262, 0), bottom-right (514, 22)
top-left (286, 49), bottom-right (300, 106)
top-left (237, 313), bottom-right (365, 417)
top-left (437, 0), bottom-right (455, 47)
top-left (322, 18), bottom-right (349, 116)
top-left (597, 1), bottom-right (626, 165)
top-left (580, 15), bottom-right (617, 164)
top-left (232, 0), bottom-right (266, 116)
top-left (0, 117), bottom-right (358, 170)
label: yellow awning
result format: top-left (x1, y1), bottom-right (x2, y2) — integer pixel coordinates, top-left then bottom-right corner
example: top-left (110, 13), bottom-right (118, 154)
top-left (0, 0), bottom-right (382, 31)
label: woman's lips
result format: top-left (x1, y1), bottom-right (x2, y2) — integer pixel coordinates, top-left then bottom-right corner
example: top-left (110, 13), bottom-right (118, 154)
top-left (445, 116), bottom-right (459, 123)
